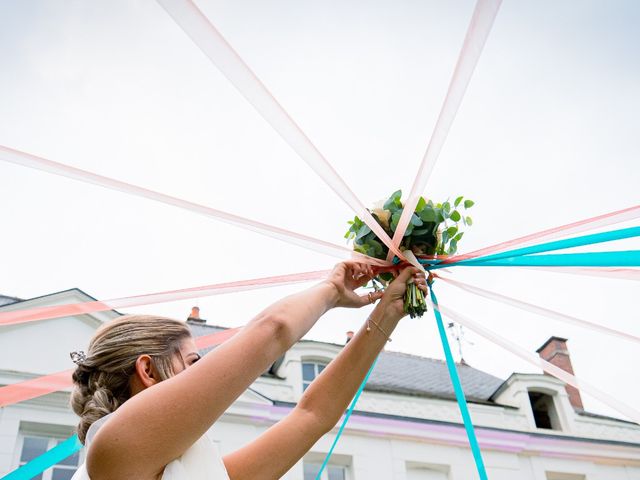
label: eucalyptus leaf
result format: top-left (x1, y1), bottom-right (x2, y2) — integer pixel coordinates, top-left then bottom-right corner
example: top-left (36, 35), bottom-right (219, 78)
top-left (367, 239), bottom-right (384, 256)
top-left (354, 244), bottom-right (368, 254)
top-left (403, 224), bottom-right (414, 237)
top-left (384, 190), bottom-right (402, 211)
top-left (446, 226), bottom-right (458, 237)
top-left (450, 210), bottom-right (461, 222)
top-left (466, 216), bottom-right (473, 225)
top-left (411, 214), bottom-right (423, 226)
top-left (356, 224), bottom-right (372, 240)
top-left (464, 199), bottom-right (475, 209)
top-left (390, 211), bottom-right (402, 231)
top-left (419, 207), bottom-right (436, 222)
top-left (454, 232), bottom-right (464, 242)
top-left (454, 196), bottom-right (463, 207)
top-left (449, 239), bottom-right (458, 255)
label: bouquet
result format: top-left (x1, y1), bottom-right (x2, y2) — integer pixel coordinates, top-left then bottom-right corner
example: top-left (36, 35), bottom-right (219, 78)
top-left (345, 190), bottom-right (474, 317)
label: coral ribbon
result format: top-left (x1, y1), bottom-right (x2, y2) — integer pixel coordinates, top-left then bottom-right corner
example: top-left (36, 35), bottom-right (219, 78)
top-left (439, 275), bottom-right (640, 343)
top-left (0, 271), bottom-right (330, 327)
top-left (524, 266), bottom-right (640, 281)
top-left (445, 226), bottom-right (640, 267)
top-left (0, 328), bottom-right (239, 408)
top-left (389, 0), bottom-right (503, 260)
top-left (0, 145), bottom-right (388, 267)
top-left (443, 205), bottom-right (640, 264)
top-left (156, 0), bottom-right (406, 263)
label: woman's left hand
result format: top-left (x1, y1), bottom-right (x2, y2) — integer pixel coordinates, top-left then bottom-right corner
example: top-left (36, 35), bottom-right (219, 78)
top-left (324, 262), bottom-right (384, 309)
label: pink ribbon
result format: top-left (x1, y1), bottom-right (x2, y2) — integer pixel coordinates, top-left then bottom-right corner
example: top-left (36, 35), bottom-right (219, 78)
top-left (524, 266), bottom-right (640, 282)
top-left (389, 0), bottom-right (503, 260)
top-left (156, 0), bottom-right (406, 263)
top-left (439, 275), bottom-right (640, 343)
top-left (0, 328), bottom-right (239, 407)
top-left (442, 205), bottom-right (640, 264)
top-left (435, 303), bottom-right (640, 425)
top-left (0, 145), bottom-right (388, 267)
top-left (0, 270), bottom-right (330, 326)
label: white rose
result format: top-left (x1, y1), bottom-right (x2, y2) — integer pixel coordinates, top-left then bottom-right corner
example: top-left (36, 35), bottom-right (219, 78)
top-left (371, 207), bottom-right (391, 229)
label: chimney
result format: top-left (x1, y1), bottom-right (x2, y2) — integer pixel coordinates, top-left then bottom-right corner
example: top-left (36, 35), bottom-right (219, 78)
top-left (536, 336), bottom-right (583, 410)
top-left (345, 331), bottom-right (354, 344)
top-left (187, 306), bottom-right (206, 324)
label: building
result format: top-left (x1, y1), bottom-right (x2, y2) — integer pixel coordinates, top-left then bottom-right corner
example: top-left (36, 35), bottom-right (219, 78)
top-left (1, 289), bottom-right (639, 480)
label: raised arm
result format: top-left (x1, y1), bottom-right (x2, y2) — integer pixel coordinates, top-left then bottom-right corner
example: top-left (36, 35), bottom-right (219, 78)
top-left (88, 262), bottom-right (380, 480)
top-left (223, 266), bottom-right (426, 480)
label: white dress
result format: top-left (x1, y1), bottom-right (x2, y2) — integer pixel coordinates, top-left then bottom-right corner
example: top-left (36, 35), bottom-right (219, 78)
top-left (71, 413), bottom-right (231, 480)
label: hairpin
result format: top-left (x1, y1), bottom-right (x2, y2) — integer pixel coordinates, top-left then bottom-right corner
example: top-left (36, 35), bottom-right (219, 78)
top-left (70, 350), bottom-right (87, 365)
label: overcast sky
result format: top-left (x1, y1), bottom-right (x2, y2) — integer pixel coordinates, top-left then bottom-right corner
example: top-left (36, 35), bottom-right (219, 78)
top-left (0, 0), bottom-right (638, 419)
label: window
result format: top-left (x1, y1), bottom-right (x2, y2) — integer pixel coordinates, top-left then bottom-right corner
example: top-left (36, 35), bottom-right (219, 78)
top-left (546, 473), bottom-right (585, 480)
top-left (302, 361), bottom-right (327, 391)
top-left (406, 462), bottom-right (449, 480)
top-left (304, 462), bottom-right (347, 480)
top-left (528, 391), bottom-right (561, 430)
top-left (18, 435), bottom-right (80, 480)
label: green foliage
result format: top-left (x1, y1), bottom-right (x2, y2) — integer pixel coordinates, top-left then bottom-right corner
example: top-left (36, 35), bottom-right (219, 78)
top-left (345, 191), bottom-right (475, 318)
top-left (344, 190), bottom-right (475, 260)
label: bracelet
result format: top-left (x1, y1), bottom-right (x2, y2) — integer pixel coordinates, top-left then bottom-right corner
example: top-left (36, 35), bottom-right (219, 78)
top-left (366, 316), bottom-right (392, 342)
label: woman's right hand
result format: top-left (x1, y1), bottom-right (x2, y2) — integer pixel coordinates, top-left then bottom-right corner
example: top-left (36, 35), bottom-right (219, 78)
top-left (379, 266), bottom-right (428, 320)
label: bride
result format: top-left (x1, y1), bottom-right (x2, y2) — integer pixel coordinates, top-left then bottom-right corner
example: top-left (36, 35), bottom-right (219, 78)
top-left (70, 262), bottom-right (426, 479)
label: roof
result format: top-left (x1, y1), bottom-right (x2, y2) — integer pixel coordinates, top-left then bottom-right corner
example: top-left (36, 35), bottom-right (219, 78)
top-left (0, 288), bottom-right (100, 307)
top-left (366, 350), bottom-right (504, 403)
top-left (187, 321), bottom-right (229, 355)
top-left (0, 294), bottom-right (22, 307)
top-left (187, 320), bottom-right (505, 403)
top-left (576, 409), bottom-right (638, 426)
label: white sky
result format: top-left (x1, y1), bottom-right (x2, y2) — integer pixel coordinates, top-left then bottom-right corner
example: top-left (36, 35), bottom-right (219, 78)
top-left (0, 0), bottom-right (638, 420)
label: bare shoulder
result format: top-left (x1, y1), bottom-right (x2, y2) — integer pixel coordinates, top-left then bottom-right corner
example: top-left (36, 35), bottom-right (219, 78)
top-left (85, 415), bottom-right (165, 480)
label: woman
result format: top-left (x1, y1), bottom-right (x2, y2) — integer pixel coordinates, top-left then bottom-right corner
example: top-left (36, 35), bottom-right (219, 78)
top-left (70, 262), bottom-right (427, 480)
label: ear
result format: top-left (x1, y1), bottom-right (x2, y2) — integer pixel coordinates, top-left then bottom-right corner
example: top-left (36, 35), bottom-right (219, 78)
top-left (133, 355), bottom-right (161, 389)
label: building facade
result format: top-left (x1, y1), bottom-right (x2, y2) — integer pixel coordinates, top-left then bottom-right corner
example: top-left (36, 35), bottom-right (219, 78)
top-left (1, 290), bottom-right (639, 480)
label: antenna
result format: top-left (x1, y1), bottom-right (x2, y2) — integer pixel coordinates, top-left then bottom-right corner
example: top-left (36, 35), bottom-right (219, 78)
top-left (447, 322), bottom-right (474, 364)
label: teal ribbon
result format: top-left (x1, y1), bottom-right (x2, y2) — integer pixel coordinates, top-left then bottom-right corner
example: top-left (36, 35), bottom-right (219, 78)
top-left (442, 250), bottom-right (640, 268)
top-left (430, 283), bottom-right (488, 480)
top-left (315, 357), bottom-right (378, 480)
top-left (441, 226), bottom-right (640, 267)
top-left (2, 435), bottom-right (82, 480)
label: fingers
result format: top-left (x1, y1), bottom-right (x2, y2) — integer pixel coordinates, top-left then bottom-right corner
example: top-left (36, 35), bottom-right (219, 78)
top-left (348, 263), bottom-right (374, 282)
top-left (393, 266), bottom-right (429, 292)
top-left (395, 266), bottom-right (420, 282)
top-left (414, 271), bottom-right (429, 293)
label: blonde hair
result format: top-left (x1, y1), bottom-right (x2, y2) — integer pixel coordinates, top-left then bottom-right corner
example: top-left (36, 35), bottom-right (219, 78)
top-left (70, 315), bottom-right (192, 444)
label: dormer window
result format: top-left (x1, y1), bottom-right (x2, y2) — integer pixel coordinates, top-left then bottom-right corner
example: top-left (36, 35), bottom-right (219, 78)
top-left (302, 361), bottom-right (326, 391)
top-left (528, 391), bottom-right (561, 430)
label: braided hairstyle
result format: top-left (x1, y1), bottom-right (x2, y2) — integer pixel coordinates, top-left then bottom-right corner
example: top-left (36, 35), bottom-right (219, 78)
top-left (70, 315), bottom-right (192, 444)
